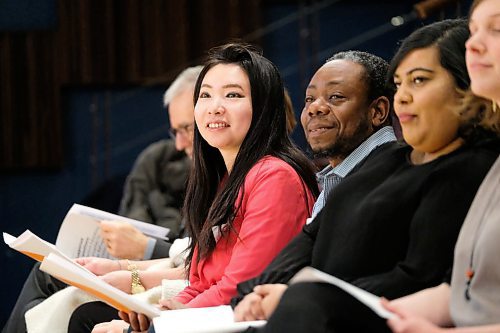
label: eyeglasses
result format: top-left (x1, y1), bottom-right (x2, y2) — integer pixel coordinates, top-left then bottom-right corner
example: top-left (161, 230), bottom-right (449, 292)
top-left (169, 123), bottom-right (194, 139)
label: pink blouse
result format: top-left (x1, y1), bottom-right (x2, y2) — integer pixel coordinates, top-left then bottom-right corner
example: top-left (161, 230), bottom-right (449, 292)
top-left (174, 156), bottom-right (315, 307)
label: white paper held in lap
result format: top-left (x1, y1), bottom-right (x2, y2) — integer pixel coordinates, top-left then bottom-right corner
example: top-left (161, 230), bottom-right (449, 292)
top-left (289, 266), bottom-right (395, 319)
top-left (153, 305), bottom-right (266, 333)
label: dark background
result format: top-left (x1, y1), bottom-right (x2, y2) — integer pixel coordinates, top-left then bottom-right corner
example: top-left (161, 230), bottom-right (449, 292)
top-left (0, 0), bottom-right (472, 326)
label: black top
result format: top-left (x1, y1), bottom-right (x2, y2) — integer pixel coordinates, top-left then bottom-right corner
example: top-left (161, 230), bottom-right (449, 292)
top-left (234, 141), bottom-right (499, 303)
top-left (118, 139), bottom-right (190, 259)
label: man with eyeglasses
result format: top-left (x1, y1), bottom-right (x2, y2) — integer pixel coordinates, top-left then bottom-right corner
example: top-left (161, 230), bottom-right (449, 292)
top-left (2, 66), bottom-right (202, 333)
top-left (113, 66), bottom-right (202, 260)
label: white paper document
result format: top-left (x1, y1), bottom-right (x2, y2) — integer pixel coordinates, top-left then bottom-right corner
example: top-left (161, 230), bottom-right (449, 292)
top-left (3, 203), bottom-right (172, 317)
top-left (3, 230), bottom-right (75, 263)
top-left (3, 230), bottom-right (160, 317)
top-left (153, 305), bottom-right (266, 333)
top-left (40, 253), bottom-right (161, 318)
top-left (4, 204), bottom-right (171, 260)
top-left (68, 204), bottom-right (170, 240)
top-left (57, 204), bottom-right (170, 259)
top-left (289, 267), bottom-right (395, 319)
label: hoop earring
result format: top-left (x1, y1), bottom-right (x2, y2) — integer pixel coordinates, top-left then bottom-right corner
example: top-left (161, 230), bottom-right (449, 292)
top-left (493, 100), bottom-right (498, 113)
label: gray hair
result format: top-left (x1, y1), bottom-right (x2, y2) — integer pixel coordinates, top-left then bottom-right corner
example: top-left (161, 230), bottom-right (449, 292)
top-left (163, 66), bottom-right (203, 107)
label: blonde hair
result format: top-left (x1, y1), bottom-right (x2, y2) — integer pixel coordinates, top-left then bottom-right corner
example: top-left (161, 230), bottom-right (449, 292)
top-left (457, 90), bottom-right (500, 140)
top-left (465, 0), bottom-right (500, 137)
top-left (469, 0), bottom-right (486, 16)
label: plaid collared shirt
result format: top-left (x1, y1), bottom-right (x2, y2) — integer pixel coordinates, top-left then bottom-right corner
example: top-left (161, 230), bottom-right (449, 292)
top-left (310, 126), bottom-right (397, 220)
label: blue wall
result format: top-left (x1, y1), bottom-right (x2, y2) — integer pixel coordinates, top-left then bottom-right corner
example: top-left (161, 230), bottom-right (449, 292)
top-left (0, 0), bottom-right (471, 327)
top-left (0, 0), bottom-right (57, 31)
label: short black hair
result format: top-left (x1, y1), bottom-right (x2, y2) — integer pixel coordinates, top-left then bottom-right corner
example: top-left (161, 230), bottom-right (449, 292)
top-left (328, 51), bottom-right (393, 103)
top-left (328, 50), bottom-right (394, 126)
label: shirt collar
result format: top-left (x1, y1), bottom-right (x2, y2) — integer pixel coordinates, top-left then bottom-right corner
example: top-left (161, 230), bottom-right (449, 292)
top-left (317, 126), bottom-right (396, 182)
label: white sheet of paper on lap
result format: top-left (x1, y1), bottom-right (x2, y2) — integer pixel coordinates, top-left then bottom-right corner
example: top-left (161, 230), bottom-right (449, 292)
top-left (40, 252), bottom-right (161, 318)
top-left (3, 230), bottom-right (74, 263)
top-left (289, 267), bottom-right (395, 319)
top-left (153, 305), bottom-right (266, 333)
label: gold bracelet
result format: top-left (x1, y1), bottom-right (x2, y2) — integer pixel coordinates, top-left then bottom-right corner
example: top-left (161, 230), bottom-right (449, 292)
top-left (126, 260), bottom-right (145, 294)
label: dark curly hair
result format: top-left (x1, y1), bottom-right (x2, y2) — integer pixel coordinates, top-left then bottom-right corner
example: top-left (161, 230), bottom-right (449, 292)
top-left (328, 50), bottom-right (394, 124)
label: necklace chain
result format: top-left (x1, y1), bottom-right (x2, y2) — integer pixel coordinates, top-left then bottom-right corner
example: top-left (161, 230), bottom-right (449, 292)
top-left (464, 184), bottom-right (497, 301)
